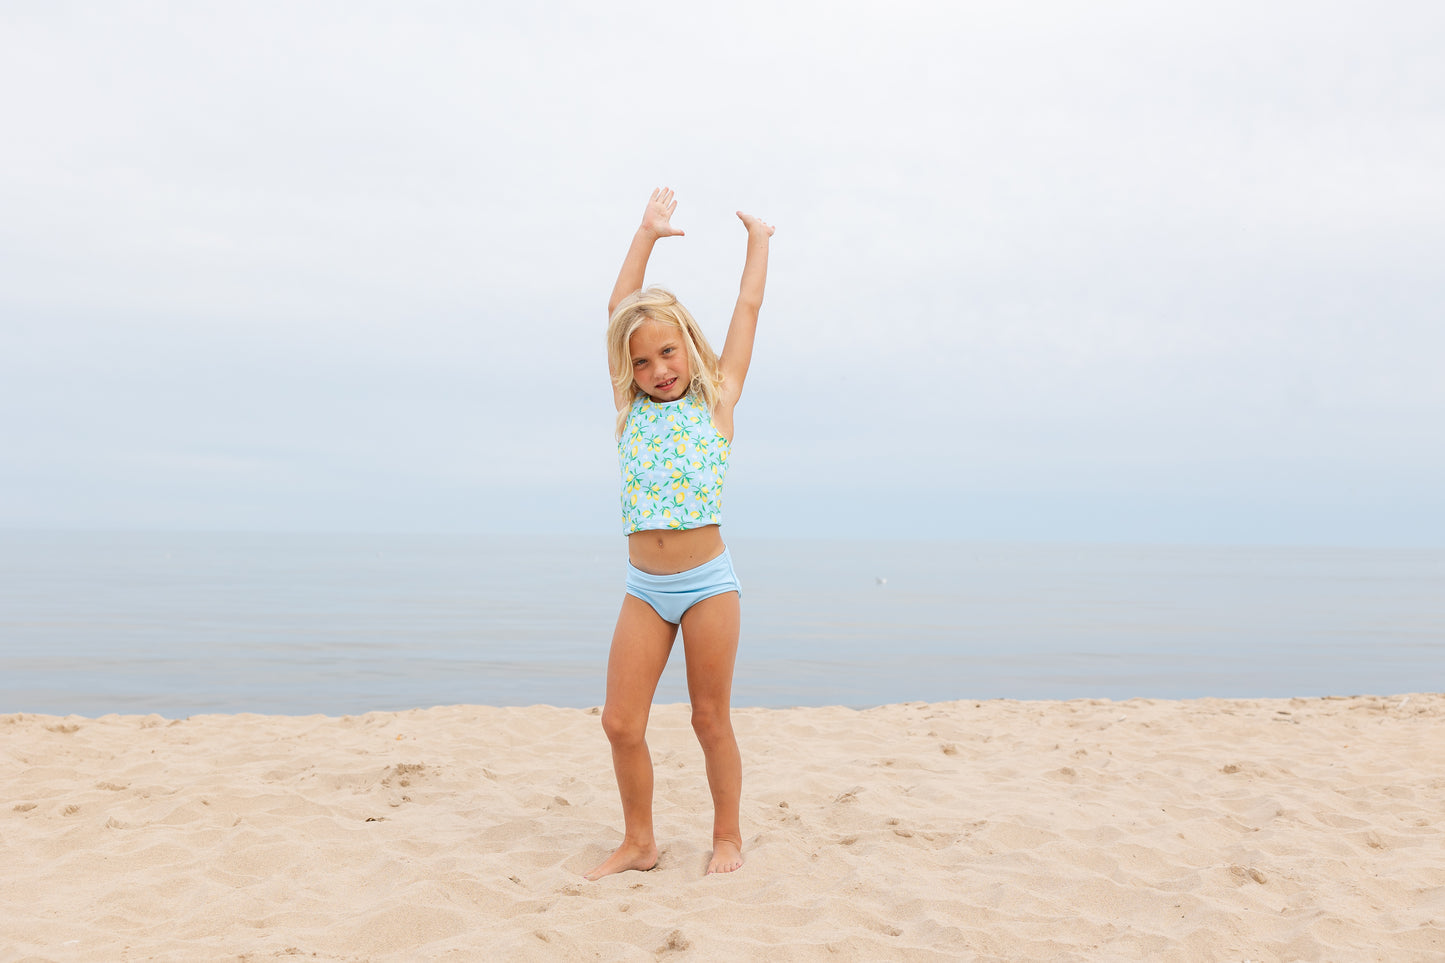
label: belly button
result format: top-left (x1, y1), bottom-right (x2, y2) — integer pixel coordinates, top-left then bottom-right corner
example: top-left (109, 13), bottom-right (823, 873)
top-left (655, 537), bottom-right (665, 549)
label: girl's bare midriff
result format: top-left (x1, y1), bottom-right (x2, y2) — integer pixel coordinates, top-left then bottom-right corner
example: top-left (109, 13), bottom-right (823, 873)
top-left (628, 525), bottom-right (726, 575)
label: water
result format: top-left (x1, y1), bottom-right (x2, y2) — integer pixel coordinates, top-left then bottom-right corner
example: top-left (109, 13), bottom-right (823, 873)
top-left (2, 532), bottom-right (1441, 717)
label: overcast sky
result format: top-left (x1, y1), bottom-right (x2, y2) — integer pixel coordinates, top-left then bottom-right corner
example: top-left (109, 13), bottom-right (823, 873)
top-left (3, 1), bottom-right (1442, 545)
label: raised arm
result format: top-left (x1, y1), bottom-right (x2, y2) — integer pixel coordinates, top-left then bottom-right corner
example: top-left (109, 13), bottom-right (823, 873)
top-left (717, 212), bottom-right (775, 407)
top-left (608, 188), bottom-right (684, 317)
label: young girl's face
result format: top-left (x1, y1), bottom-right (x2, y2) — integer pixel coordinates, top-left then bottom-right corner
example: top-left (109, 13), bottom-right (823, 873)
top-left (629, 320), bottom-right (691, 402)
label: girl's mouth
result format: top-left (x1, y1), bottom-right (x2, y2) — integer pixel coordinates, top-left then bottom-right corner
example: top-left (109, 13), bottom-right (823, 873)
top-left (656, 377), bottom-right (677, 391)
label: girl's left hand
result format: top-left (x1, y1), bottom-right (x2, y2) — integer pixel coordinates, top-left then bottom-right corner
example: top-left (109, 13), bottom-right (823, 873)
top-left (737, 212), bottom-right (775, 237)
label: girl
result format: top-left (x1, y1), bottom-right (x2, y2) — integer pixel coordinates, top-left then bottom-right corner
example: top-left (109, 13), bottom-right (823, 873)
top-left (584, 188), bottom-right (774, 880)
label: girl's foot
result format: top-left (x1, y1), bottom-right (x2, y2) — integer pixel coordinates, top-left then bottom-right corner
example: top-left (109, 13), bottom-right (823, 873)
top-left (705, 839), bottom-right (743, 875)
top-left (583, 840), bottom-right (659, 880)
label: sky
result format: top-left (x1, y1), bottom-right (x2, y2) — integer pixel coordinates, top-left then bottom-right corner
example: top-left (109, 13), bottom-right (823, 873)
top-left (3, 1), bottom-right (1442, 545)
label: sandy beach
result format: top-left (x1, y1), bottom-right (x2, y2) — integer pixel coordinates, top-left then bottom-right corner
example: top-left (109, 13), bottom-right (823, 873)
top-left (4, 695), bottom-right (1443, 962)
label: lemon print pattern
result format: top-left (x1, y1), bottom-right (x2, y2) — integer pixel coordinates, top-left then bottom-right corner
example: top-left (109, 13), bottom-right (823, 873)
top-left (619, 394), bottom-right (731, 534)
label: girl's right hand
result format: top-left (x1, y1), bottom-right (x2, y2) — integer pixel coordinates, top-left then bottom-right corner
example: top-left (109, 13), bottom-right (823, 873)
top-left (641, 187), bottom-right (685, 239)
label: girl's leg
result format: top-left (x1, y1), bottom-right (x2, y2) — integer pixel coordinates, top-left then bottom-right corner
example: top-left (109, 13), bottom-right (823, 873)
top-left (584, 594), bottom-right (678, 880)
top-left (679, 590), bottom-right (743, 874)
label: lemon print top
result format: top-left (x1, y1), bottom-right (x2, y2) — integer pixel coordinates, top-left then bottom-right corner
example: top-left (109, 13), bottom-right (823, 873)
top-left (619, 393), bottom-right (731, 534)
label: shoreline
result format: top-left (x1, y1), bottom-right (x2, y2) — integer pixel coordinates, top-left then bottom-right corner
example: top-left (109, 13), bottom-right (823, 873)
top-left (5, 695), bottom-right (1443, 960)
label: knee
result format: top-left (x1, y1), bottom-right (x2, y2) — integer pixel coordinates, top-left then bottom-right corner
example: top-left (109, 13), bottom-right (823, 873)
top-left (690, 704), bottom-right (733, 748)
top-left (601, 705), bottom-right (647, 749)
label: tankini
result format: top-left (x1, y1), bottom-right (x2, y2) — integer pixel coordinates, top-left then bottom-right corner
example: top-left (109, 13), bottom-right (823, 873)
top-left (618, 394), bottom-right (730, 535)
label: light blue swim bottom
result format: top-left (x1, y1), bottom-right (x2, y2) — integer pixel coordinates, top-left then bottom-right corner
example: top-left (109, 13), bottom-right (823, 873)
top-left (626, 548), bottom-right (741, 624)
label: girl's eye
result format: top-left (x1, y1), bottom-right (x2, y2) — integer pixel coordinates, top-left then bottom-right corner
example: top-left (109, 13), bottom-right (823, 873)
top-left (633, 359), bottom-right (645, 367)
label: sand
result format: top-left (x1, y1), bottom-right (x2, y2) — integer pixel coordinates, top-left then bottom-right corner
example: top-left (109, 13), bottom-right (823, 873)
top-left (3, 694), bottom-right (1444, 962)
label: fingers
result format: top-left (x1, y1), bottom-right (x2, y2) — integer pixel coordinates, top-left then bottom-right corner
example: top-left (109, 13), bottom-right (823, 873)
top-left (642, 188), bottom-right (684, 236)
top-left (736, 211), bottom-right (775, 236)
top-left (647, 192), bottom-right (772, 235)
top-left (649, 188), bottom-right (680, 224)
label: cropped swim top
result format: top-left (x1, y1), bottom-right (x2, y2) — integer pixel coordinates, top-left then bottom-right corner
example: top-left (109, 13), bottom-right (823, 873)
top-left (618, 393), bottom-right (731, 534)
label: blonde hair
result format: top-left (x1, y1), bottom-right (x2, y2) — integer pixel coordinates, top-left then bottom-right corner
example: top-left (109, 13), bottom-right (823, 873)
top-left (607, 286), bottom-right (723, 439)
